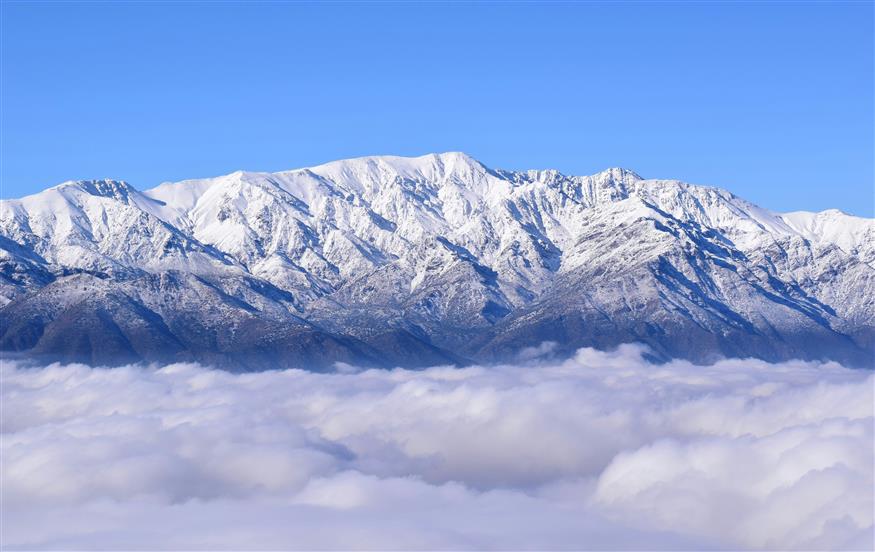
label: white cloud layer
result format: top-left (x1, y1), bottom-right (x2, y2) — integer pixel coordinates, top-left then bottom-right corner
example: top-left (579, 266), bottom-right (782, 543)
top-left (2, 344), bottom-right (873, 550)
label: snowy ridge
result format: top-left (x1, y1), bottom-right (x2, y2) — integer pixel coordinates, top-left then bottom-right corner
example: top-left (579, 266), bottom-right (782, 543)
top-left (1, 153), bottom-right (872, 368)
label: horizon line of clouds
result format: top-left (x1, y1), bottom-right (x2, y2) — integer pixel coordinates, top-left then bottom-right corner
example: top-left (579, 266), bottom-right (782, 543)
top-left (2, 343), bottom-right (873, 550)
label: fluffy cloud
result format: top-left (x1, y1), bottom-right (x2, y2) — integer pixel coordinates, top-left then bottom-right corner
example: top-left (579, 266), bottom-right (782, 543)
top-left (2, 344), bottom-right (872, 550)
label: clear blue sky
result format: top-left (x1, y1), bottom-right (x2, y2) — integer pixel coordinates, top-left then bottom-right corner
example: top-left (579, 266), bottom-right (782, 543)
top-left (1, 1), bottom-right (872, 216)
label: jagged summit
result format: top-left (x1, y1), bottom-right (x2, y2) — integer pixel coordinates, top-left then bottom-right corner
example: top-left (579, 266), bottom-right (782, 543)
top-left (591, 166), bottom-right (643, 180)
top-left (307, 151), bottom-right (481, 170)
top-left (20, 178), bottom-right (135, 205)
top-left (1, 153), bottom-right (873, 369)
top-left (51, 178), bottom-right (133, 195)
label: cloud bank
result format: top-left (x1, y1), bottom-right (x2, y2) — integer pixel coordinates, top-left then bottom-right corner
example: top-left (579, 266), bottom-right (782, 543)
top-left (2, 344), bottom-right (873, 550)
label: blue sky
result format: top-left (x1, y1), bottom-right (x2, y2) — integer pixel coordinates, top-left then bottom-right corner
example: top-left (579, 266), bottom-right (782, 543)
top-left (1, 1), bottom-right (872, 215)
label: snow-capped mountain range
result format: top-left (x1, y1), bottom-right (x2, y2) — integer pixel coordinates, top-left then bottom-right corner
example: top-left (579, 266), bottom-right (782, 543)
top-left (2, 152), bottom-right (873, 369)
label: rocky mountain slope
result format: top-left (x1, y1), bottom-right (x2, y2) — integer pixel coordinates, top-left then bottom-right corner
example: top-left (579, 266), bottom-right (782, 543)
top-left (2, 153), bottom-right (872, 369)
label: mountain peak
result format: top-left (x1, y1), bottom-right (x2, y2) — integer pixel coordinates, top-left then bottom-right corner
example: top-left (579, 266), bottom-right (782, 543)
top-left (308, 151), bottom-right (483, 173)
top-left (40, 179), bottom-right (141, 205)
top-left (595, 167), bottom-right (643, 182)
top-left (75, 179), bottom-right (137, 201)
top-left (431, 151), bottom-right (482, 166)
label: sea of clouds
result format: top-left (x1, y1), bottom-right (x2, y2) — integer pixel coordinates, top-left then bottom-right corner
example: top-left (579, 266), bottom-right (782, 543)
top-left (2, 343), bottom-right (873, 550)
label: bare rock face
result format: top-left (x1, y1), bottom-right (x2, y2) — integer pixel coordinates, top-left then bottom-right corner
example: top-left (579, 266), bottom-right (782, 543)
top-left (2, 153), bottom-right (872, 369)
